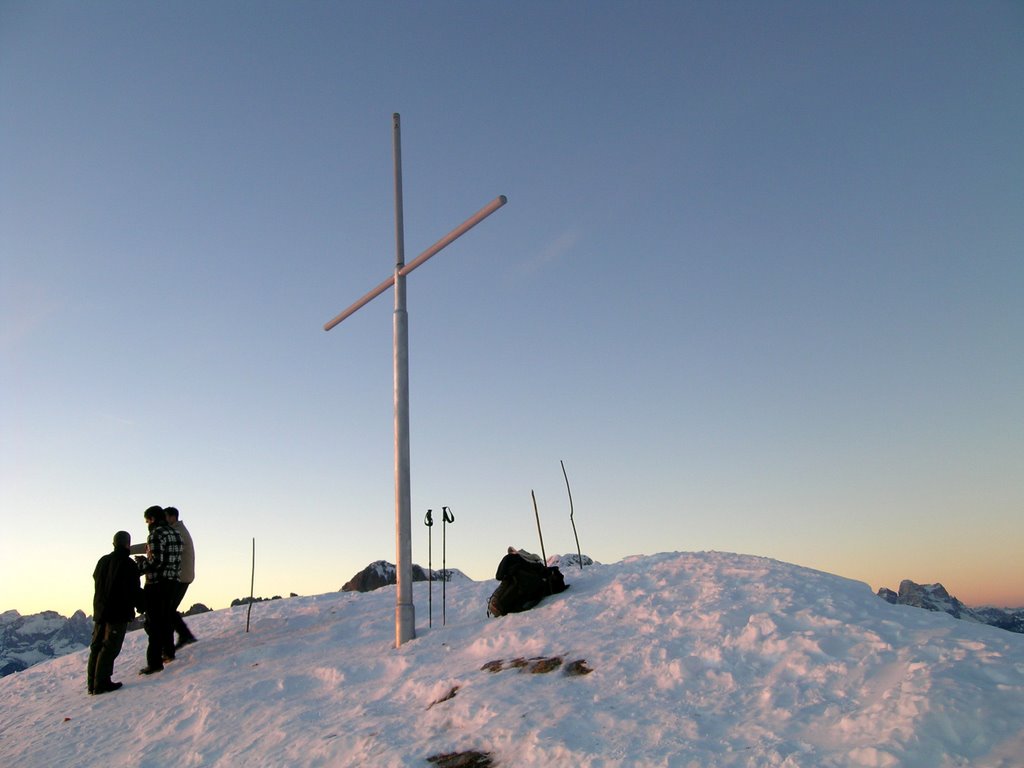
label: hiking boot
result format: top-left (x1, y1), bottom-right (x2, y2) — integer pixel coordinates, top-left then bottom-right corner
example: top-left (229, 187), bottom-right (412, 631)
top-left (94, 681), bottom-right (123, 694)
top-left (138, 665), bottom-right (163, 675)
top-left (174, 637), bottom-right (197, 650)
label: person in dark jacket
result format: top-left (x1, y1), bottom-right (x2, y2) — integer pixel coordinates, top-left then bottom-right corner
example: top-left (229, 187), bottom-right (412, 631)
top-left (88, 530), bottom-right (142, 695)
top-left (136, 505), bottom-right (183, 675)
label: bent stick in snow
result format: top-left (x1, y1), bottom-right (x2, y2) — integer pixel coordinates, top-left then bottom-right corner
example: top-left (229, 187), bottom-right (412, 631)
top-left (561, 459), bottom-right (583, 569)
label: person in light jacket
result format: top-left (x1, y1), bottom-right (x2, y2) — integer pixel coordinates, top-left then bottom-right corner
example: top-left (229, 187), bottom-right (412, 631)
top-left (164, 506), bottom-right (197, 649)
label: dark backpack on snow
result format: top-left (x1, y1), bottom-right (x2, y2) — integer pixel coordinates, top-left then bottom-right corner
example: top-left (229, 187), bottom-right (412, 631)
top-left (487, 552), bottom-right (568, 617)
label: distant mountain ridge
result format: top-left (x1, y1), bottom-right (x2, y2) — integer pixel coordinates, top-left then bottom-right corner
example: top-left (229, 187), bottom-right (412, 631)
top-left (0, 602), bottom-right (206, 679)
top-left (5, 567), bottom-right (1020, 679)
top-left (0, 609), bottom-right (92, 678)
top-left (877, 580), bottom-right (1024, 633)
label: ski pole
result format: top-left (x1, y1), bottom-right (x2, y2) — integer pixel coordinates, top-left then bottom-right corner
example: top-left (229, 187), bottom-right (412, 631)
top-left (424, 509), bottom-right (434, 628)
top-left (561, 460), bottom-right (583, 570)
top-left (442, 506), bottom-right (454, 625)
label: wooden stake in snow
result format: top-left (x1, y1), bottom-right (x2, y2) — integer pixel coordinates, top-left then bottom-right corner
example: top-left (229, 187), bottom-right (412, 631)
top-left (531, 490), bottom-right (547, 564)
top-left (245, 538), bottom-right (255, 633)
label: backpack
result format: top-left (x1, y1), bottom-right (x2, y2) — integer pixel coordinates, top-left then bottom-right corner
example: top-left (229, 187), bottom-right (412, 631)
top-left (487, 549), bottom-right (568, 617)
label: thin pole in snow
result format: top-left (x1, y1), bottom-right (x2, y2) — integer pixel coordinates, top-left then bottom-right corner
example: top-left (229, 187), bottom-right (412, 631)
top-left (531, 490), bottom-right (547, 564)
top-left (245, 538), bottom-right (255, 633)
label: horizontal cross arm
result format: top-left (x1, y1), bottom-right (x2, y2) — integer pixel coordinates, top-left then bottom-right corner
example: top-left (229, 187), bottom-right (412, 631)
top-left (397, 195), bottom-right (507, 278)
top-left (323, 195), bottom-right (507, 332)
top-left (323, 274), bottom-right (395, 331)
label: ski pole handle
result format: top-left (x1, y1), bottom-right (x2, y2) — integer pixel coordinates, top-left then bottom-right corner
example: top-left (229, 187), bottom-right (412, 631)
top-left (442, 506), bottom-right (454, 524)
top-left (425, 509), bottom-right (434, 526)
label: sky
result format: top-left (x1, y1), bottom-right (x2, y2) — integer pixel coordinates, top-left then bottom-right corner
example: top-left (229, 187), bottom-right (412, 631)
top-left (2, 552), bottom-right (1023, 766)
top-left (1, 1), bottom-right (1022, 617)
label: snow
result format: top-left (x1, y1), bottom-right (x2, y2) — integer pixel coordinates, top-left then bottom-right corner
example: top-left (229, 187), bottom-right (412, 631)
top-left (1, 551), bottom-right (1022, 767)
top-left (10, 613), bottom-right (67, 637)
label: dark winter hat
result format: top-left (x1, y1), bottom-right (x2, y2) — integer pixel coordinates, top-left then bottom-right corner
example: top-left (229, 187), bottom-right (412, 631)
top-left (144, 505), bottom-right (166, 523)
top-left (113, 531), bottom-right (131, 549)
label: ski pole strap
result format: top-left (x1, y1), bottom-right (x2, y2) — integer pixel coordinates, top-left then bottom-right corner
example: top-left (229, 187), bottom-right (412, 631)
top-left (424, 509), bottom-right (433, 526)
top-left (442, 506), bottom-right (454, 523)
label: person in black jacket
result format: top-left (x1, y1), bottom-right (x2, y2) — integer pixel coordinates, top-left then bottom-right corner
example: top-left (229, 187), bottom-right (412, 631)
top-left (88, 530), bottom-right (142, 695)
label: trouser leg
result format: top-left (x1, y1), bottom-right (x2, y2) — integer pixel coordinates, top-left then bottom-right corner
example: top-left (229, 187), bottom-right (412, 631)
top-left (87, 622), bottom-right (103, 691)
top-left (157, 582), bottom-right (176, 660)
top-left (144, 584), bottom-right (170, 669)
top-left (94, 622), bottom-right (127, 687)
top-left (170, 581), bottom-right (195, 644)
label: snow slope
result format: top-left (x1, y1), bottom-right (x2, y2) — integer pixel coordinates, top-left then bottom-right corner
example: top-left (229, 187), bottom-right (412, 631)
top-left (1, 551), bottom-right (1021, 767)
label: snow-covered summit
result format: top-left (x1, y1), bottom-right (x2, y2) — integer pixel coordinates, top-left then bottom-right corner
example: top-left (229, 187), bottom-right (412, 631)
top-left (2, 551), bottom-right (1022, 767)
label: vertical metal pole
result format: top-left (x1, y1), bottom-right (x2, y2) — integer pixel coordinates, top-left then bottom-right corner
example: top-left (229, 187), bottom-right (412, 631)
top-left (393, 113), bottom-right (415, 646)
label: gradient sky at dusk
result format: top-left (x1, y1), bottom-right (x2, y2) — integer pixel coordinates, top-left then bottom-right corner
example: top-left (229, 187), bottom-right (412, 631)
top-left (2, 1), bottom-right (1022, 617)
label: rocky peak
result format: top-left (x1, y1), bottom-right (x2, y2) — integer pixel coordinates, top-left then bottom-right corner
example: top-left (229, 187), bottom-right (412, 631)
top-left (877, 579), bottom-right (1023, 634)
top-left (341, 560), bottom-right (431, 593)
top-left (340, 560), bottom-right (472, 593)
top-left (1, 609), bottom-right (93, 678)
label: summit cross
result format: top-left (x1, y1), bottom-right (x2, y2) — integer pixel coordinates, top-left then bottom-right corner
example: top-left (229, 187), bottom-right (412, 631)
top-left (323, 113), bottom-right (507, 647)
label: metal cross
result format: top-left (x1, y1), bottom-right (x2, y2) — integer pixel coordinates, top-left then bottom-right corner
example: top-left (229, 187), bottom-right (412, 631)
top-left (323, 113), bottom-right (506, 647)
